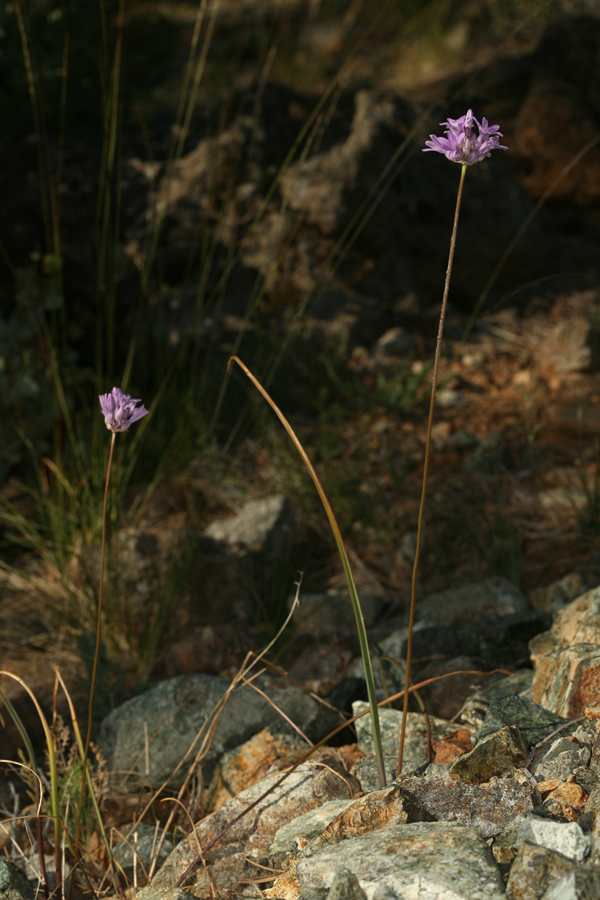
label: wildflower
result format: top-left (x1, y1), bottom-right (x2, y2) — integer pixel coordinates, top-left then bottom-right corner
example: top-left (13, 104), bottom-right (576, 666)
top-left (98, 386), bottom-right (149, 432)
top-left (424, 109), bottom-right (507, 165)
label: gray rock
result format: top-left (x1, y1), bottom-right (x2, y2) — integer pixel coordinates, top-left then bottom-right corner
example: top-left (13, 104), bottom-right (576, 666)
top-left (372, 610), bottom-right (552, 670)
top-left (295, 822), bottom-right (504, 900)
top-left (459, 670), bottom-right (534, 727)
top-left (0, 861), bottom-right (34, 900)
top-left (98, 673), bottom-right (344, 789)
top-left (113, 824), bottom-right (174, 884)
top-left (327, 868), bottom-right (368, 900)
top-left (352, 703), bottom-right (467, 773)
top-left (408, 655), bottom-right (511, 721)
top-left (396, 774), bottom-right (538, 839)
top-left (23, 855), bottom-right (72, 895)
top-left (269, 799), bottom-right (354, 867)
top-left (418, 576), bottom-right (527, 628)
top-left (571, 721), bottom-right (598, 751)
top-left (153, 757), bottom-right (358, 899)
top-left (450, 725), bottom-right (529, 784)
top-left (530, 574), bottom-right (584, 615)
top-left (304, 784), bottom-right (426, 857)
top-left (523, 817), bottom-right (589, 863)
top-left (350, 755), bottom-right (402, 793)
top-left (471, 694), bottom-right (575, 748)
top-left (77, 524), bottom-right (187, 617)
top-left (540, 869), bottom-right (600, 900)
top-left (203, 495), bottom-right (295, 556)
top-left (436, 388), bottom-right (465, 408)
top-left (292, 591), bottom-right (389, 635)
top-left (372, 326), bottom-right (416, 357)
top-left (505, 841), bottom-right (595, 900)
top-left (133, 888), bottom-right (195, 900)
top-left (493, 813), bottom-right (590, 865)
top-left (532, 737), bottom-right (591, 783)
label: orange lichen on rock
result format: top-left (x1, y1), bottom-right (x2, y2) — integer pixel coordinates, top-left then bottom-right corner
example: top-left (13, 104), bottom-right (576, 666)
top-left (432, 729), bottom-right (474, 764)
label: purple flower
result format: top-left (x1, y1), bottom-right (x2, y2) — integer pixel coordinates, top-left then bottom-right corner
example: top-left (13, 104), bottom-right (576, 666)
top-left (424, 109), bottom-right (507, 165)
top-left (99, 387), bottom-right (149, 433)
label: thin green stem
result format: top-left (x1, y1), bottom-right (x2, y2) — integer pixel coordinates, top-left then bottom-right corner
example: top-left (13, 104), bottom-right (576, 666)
top-left (398, 163), bottom-right (467, 776)
top-left (74, 430), bottom-right (116, 853)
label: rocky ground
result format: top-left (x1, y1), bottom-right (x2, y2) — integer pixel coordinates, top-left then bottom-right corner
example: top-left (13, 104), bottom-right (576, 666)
top-left (3, 1), bottom-right (600, 898)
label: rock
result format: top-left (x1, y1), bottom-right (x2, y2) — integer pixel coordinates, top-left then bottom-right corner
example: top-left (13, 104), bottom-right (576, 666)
top-left (417, 576), bottom-right (527, 627)
top-left (291, 591), bottom-right (389, 635)
top-left (269, 800), bottom-right (355, 868)
top-left (205, 727), bottom-right (306, 813)
top-left (152, 757), bottom-right (359, 898)
top-left (459, 669), bottom-right (534, 727)
top-left (98, 674), bottom-right (345, 789)
top-left (530, 574), bottom-right (585, 615)
top-left (292, 822), bottom-right (504, 900)
top-left (350, 755), bottom-right (402, 793)
top-left (76, 523), bottom-right (186, 619)
top-left (471, 694), bottom-right (575, 749)
top-left (324, 678), bottom-right (369, 745)
top-left (164, 625), bottom-right (238, 678)
top-left (133, 888), bottom-right (195, 900)
top-left (326, 868), bottom-right (368, 900)
top-left (532, 586), bottom-right (600, 650)
top-left (449, 725), bottom-right (529, 784)
top-left (113, 824), bottom-right (173, 884)
top-left (410, 655), bottom-right (513, 721)
top-left (533, 643), bottom-right (600, 718)
top-left (505, 841), bottom-right (595, 900)
top-left (23, 855), bottom-right (72, 895)
top-left (351, 704), bottom-right (468, 775)
top-left (376, 610), bottom-right (552, 671)
top-left (0, 861), bottom-right (34, 900)
top-left (436, 388), bottom-right (465, 408)
top-left (493, 813), bottom-right (590, 866)
top-left (303, 784), bottom-right (426, 857)
top-left (372, 327), bottom-right (416, 357)
top-left (287, 643), bottom-right (354, 696)
top-left (532, 737), bottom-right (591, 783)
top-left (540, 869), bottom-right (600, 900)
top-left (432, 728), bottom-right (474, 764)
top-left (395, 775), bottom-right (539, 838)
top-left (511, 17), bottom-right (600, 208)
top-left (543, 782), bottom-right (588, 821)
top-left (203, 495), bottom-right (295, 556)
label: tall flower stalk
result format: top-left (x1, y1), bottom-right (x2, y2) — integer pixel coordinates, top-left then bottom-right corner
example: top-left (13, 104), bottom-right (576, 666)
top-left (73, 388), bottom-right (149, 853)
top-left (398, 111), bottom-right (507, 775)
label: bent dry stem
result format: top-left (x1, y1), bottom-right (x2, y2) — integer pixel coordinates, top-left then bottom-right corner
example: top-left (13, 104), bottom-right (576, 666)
top-left (227, 356), bottom-right (387, 789)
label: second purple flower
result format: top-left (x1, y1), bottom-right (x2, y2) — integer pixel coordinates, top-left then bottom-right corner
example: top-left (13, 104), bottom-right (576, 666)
top-left (424, 109), bottom-right (507, 165)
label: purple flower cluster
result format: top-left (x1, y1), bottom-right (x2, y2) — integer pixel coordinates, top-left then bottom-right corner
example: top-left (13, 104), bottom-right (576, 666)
top-left (99, 387), bottom-right (149, 433)
top-left (424, 109), bottom-right (507, 165)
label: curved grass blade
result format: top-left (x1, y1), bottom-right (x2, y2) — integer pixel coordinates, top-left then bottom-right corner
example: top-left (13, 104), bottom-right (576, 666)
top-left (227, 355), bottom-right (386, 790)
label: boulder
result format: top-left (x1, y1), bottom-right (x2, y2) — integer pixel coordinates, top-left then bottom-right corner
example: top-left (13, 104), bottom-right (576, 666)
top-left (98, 674), bottom-right (344, 789)
top-left (291, 822), bottom-right (504, 900)
top-left (152, 757), bottom-right (359, 899)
